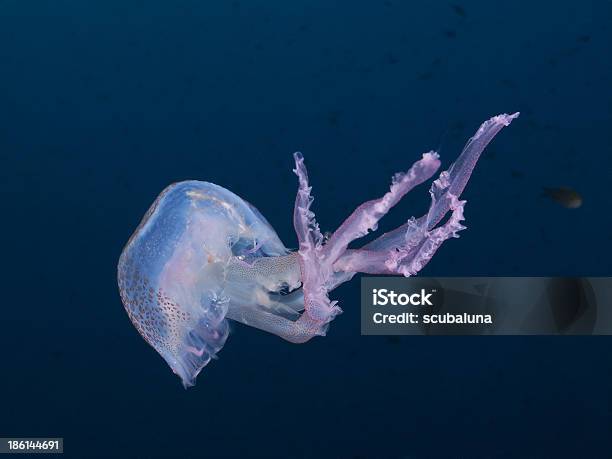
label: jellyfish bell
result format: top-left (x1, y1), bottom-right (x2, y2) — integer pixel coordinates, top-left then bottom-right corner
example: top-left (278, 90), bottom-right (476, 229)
top-left (117, 113), bottom-right (518, 387)
top-left (117, 181), bottom-right (300, 387)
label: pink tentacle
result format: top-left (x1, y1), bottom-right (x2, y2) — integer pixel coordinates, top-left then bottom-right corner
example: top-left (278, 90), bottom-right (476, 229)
top-left (285, 112), bottom-right (518, 341)
top-left (322, 152), bottom-right (441, 265)
top-left (292, 152), bottom-right (339, 324)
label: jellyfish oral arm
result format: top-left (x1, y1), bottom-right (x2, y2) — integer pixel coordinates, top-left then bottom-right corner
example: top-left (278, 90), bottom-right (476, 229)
top-left (292, 150), bottom-right (440, 317)
top-left (331, 193), bottom-right (466, 276)
top-left (268, 113), bottom-right (520, 343)
top-left (361, 112), bottom-right (520, 252)
top-left (333, 112), bottom-right (520, 277)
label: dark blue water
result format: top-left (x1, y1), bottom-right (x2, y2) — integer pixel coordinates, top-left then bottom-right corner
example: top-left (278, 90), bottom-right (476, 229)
top-left (1, 1), bottom-right (611, 457)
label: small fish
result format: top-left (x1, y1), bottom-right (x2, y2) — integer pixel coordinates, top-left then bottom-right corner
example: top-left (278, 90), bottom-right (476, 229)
top-left (543, 187), bottom-right (582, 208)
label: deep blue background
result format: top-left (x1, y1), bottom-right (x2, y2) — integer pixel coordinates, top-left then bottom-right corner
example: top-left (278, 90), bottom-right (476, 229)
top-left (1, 1), bottom-right (611, 457)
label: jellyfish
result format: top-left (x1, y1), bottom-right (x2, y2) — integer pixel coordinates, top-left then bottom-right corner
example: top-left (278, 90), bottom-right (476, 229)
top-left (117, 113), bottom-right (518, 387)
